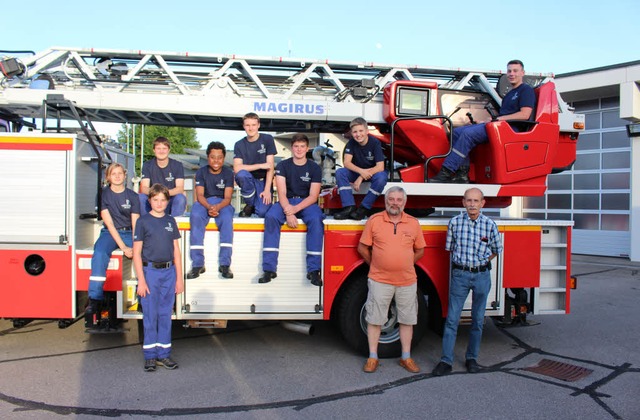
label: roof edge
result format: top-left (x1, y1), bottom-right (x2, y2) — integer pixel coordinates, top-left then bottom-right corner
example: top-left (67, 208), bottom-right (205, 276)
top-left (556, 60), bottom-right (640, 78)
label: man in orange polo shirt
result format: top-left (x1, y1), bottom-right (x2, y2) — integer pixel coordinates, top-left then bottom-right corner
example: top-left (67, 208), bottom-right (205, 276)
top-left (357, 186), bottom-right (426, 373)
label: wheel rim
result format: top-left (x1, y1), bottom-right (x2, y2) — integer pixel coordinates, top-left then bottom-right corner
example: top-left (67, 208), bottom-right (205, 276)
top-left (359, 303), bottom-right (401, 344)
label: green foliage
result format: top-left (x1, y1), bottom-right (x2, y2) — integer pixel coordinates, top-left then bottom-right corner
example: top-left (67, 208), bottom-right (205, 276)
top-left (116, 124), bottom-right (200, 173)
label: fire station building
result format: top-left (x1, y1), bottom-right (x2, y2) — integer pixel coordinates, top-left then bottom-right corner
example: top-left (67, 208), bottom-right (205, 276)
top-left (522, 61), bottom-right (640, 261)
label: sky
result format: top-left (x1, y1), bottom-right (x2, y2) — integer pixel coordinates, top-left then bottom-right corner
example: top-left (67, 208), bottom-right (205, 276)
top-left (3, 0), bottom-right (639, 147)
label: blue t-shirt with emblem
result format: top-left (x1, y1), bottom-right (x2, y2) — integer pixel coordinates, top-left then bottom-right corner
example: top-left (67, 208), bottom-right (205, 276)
top-left (344, 135), bottom-right (385, 169)
top-left (275, 158), bottom-right (322, 198)
top-left (134, 213), bottom-right (181, 263)
top-left (500, 83), bottom-right (536, 117)
top-left (101, 186), bottom-right (140, 229)
top-left (141, 158), bottom-right (184, 190)
top-left (233, 133), bottom-right (277, 179)
top-left (195, 165), bottom-right (234, 198)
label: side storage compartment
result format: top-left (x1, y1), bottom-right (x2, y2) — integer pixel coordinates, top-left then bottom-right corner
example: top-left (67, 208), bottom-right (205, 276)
top-left (0, 246), bottom-right (74, 318)
top-left (0, 134), bottom-right (75, 319)
top-left (502, 226), bottom-right (542, 288)
top-left (533, 224), bottom-right (571, 314)
top-left (181, 218), bottom-right (323, 317)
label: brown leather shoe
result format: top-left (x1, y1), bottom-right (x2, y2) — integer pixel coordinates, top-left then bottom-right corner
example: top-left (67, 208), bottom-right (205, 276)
top-left (363, 358), bottom-right (379, 373)
top-left (399, 357), bottom-right (420, 373)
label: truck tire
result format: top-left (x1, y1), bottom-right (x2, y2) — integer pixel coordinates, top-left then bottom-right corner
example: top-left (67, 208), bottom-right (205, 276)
top-left (336, 275), bottom-right (428, 358)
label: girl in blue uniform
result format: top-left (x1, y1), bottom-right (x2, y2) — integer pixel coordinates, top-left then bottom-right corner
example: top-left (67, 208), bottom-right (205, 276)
top-left (133, 184), bottom-right (183, 372)
top-left (87, 163), bottom-right (140, 325)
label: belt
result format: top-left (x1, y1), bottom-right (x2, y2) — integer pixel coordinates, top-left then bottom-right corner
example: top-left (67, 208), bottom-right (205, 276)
top-left (143, 261), bottom-right (174, 269)
top-left (117, 227), bottom-right (132, 231)
top-left (452, 262), bottom-right (489, 273)
top-left (288, 196), bottom-right (302, 199)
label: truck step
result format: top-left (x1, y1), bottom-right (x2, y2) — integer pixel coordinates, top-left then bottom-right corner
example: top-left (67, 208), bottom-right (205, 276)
top-left (185, 320), bottom-right (228, 329)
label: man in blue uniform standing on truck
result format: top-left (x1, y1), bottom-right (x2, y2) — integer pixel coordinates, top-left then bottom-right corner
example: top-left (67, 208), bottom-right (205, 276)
top-left (259, 133), bottom-right (324, 286)
top-left (430, 60), bottom-right (536, 183)
top-left (233, 112), bottom-right (277, 218)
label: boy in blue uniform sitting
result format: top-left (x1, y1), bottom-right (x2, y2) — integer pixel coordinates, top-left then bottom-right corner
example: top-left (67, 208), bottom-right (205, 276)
top-left (259, 133), bottom-right (324, 286)
top-left (138, 137), bottom-right (187, 216)
top-left (133, 184), bottom-right (183, 372)
top-left (233, 112), bottom-right (277, 217)
top-left (186, 141), bottom-right (235, 279)
top-left (333, 117), bottom-right (387, 220)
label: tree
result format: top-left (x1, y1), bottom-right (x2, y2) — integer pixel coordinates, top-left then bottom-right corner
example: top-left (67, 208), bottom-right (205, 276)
top-left (116, 124), bottom-right (200, 173)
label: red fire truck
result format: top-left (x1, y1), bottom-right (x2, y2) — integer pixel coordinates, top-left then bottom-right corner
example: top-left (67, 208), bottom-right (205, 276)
top-left (0, 48), bottom-right (583, 356)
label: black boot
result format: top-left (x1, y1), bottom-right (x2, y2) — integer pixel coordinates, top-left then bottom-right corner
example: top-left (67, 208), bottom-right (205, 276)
top-left (307, 270), bottom-right (323, 287)
top-left (239, 204), bottom-right (255, 218)
top-left (430, 166), bottom-right (455, 183)
top-left (350, 206), bottom-right (371, 221)
top-left (219, 265), bottom-right (234, 279)
top-left (85, 299), bottom-right (101, 328)
top-left (333, 205), bottom-right (355, 220)
top-left (186, 266), bottom-right (205, 279)
top-left (259, 271), bottom-right (277, 284)
top-left (452, 166), bottom-right (470, 183)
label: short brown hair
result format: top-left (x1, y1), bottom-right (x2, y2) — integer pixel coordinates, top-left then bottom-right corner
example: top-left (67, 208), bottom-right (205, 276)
top-left (148, 183), bottom-right (170, 200)
top-left (507, 59), bottom-right (524, 69)
top-left (243, 112), bottom-right (260, 123)
top-left (291, 133), bottom-right (309, 146)
top-left (350, 117), bottom-right (368, 129)
top-left (153, 136), bottom-right (171, 149)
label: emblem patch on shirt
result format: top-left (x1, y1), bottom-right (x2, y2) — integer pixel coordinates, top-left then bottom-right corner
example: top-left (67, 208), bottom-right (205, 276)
top-left (300, 172), bottom-right (311, 182)
top-left (216, 179), bottom-right (226, 189)
top-left (165, 222), bottom-right (174, 233)
top-left (122, 199), bottom-right (131, 210)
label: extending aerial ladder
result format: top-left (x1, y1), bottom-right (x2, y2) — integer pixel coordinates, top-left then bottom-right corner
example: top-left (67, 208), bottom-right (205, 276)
top-left (0, 47), bottom-right (584, 208)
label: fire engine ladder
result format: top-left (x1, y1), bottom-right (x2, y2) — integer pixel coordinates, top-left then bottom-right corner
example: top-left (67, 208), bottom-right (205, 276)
top-left (41, 94), bottom-right (113, 218)
top-left (0, 47), bottom-right (552, 131)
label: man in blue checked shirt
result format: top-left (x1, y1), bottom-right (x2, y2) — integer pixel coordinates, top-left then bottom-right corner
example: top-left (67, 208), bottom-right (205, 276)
top-left (432, 187), bottom-right (503, 377)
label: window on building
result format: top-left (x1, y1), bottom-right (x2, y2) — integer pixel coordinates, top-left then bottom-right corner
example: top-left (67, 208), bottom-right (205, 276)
top-left (577, 133), bottom-right (599, 150)
top-left (602, 172), bottom-right (629, 189)
top-left (602, 131), bottom-right (629, 149)
top-left (523, 96), bottom-right (630, 234)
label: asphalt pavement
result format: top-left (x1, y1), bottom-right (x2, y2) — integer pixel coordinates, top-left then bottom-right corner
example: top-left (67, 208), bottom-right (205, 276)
top-left (0, 254), bottom-right (639, 419)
